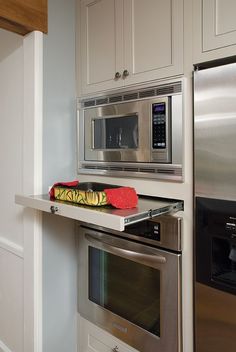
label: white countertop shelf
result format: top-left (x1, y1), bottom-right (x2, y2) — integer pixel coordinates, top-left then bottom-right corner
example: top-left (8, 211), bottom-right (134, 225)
top-left (15, 193), bottom-right (184, 231)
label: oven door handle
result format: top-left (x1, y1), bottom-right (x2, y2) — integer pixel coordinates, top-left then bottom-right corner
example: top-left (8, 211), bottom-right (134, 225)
top-left (85, 233), bottom-right (167, 265)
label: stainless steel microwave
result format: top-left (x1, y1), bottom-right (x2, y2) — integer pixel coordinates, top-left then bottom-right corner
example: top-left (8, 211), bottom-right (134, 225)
top-left (77, 82), bottom-right (183, 181)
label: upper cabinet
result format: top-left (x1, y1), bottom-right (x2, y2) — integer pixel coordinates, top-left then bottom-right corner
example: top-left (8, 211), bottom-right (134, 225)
top-left (78, 0), bottom-right (183, 96)
top-left (193, 0), bottom-right (236, 63)
top-left (0, 0), bottom-right (48, 36)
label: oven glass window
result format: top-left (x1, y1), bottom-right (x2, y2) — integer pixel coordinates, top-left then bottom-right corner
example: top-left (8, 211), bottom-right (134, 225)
top-left (89, 246), bottom-right (161, 337)
top-left (93, 115), bottom-right (138, 149)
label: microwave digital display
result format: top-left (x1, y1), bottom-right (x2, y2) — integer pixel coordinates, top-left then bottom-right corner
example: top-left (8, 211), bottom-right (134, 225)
top-left (152, 103), bottom-right (166, 149)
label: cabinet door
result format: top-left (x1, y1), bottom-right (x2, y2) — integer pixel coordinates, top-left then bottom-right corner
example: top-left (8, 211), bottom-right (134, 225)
top-left (123, 0), bottom-right (183, 85)
top-left (202, 0), bottom-right (236, 51)
top-left (80, 0), bottom-right (124, 95)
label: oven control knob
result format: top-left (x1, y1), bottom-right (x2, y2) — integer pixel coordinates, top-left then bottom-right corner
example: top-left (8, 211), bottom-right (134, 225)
top-left (114, 72), bottom-right (121, 79)
top-left (112, 346), bottom-right (119, 352)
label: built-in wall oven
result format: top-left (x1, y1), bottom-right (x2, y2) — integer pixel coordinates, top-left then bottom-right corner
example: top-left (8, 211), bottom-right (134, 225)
top-left (77, 81), bottom-right (183, 181)
top-left (78, 215), bottom-right (182, 352)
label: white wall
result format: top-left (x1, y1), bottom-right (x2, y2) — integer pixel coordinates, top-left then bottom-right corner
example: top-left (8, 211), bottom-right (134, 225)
top-left (0, 29), bottom-right (24, 352)
top-left (42, 0), bottom-right (77, 351)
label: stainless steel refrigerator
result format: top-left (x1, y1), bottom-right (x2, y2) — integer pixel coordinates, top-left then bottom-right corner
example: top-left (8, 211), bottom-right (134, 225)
top-left (194, 60), bottom-right (236, 352)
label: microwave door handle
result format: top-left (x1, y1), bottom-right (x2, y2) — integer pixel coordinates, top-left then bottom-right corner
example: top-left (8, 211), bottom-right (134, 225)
top-left (85, 233), bottom-right (166, 265)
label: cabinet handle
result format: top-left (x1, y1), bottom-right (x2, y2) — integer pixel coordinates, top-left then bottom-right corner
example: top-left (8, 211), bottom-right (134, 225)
top-left (112, 346), bottom-right (119, 352)
top-left (114, 72), bottom-right (121, 79)
top-left (50, 205), bottom-right (59, 214)
top-left (122, 69), bottom-right (129, 78)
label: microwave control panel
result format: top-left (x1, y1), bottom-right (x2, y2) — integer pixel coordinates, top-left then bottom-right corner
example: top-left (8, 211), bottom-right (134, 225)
top-left (152, 102), bottom-right (167, 149)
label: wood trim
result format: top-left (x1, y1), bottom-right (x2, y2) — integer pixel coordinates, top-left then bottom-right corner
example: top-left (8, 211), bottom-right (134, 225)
top-left (0, 16), bottom-right (29, 35)
top-left (0, 0), bottom-right (47, 35)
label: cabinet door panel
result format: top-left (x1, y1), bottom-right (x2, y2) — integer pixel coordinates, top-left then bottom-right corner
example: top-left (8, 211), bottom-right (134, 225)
top-left (131, 0), bottom-right (172, 72)
top-left (124, 0), bottom-right (183, 85)
top-left (80, 0), bottom-right (123, 94)
top-left (203, 0), bottom-right (236, 51)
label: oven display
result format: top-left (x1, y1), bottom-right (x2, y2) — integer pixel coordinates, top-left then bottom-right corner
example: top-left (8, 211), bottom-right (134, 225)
top-left (126, 220), bottom-right (161, 241)
top-left (152, 102), bottom-right (166, 149)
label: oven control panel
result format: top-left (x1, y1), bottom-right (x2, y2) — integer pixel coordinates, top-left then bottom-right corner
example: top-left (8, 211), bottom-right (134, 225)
top-left (125, 215), bottom-right (182, 252)
top-left (127, 220), bottom-right (161, 241)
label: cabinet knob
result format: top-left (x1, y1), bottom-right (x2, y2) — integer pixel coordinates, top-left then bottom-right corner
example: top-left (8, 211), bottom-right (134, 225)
top-left (123, 69), bottom-right (129, 78)
top-left (112, 346), bottom-right (119, 352)
top-left (114, 72), bottom-right (121, 79)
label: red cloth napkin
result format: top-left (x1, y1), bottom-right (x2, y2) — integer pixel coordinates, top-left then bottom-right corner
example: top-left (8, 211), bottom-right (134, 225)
top-left (49, 180), bottom-right (79, 199)
top-left (104, 187), bottom-right (138, 209)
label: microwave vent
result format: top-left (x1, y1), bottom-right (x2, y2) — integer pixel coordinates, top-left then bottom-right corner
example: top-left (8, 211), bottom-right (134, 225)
top-left (83, 100), bottom-right (96, 108)
top-left (109, 166), bottom-right (124, 171)
top-left (124, 92), bottom-right (138, 101)
top-left (156, 82), bottom-right (182, 96)
top-left (80, 81), bottom-right (182, 108)
top-left (156, 168), bottom-right (175, 175)
top-left (96, 98), bottom-right (108, 105)
top-left (83, 165), bottom-right (97, 170)
top-left (96, 165), bottom-right (109, 170)
top-left (81, 164), bottom-right (182, 178)
top-left (123, 167), bottom-right (139, 172)
top-left (109, 95), bottom-right (123, 103)
top-left (139, 89), bottom-right (155, 98)
top-left (139, 167), bottom-right (156, 173)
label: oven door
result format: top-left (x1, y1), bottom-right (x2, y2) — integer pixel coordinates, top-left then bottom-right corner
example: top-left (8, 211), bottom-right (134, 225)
top-left (78, 226), bottom-right (182, 352)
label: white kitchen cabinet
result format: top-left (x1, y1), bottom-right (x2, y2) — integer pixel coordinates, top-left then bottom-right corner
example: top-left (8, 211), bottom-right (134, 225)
top-left (193, 0), bottom-right (236, 63)
top-left (80, 0), bottom-right (123, 94)
top-left (79, 0), bottom-right (183, 95)
top-left (78, 316), bottom-right (139, 352)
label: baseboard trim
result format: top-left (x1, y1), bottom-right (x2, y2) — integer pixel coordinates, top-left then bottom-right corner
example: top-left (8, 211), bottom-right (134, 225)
top-left (0, 236), bottom-right (24, 258)
top-left (0, 339), bottom-right (13, 352)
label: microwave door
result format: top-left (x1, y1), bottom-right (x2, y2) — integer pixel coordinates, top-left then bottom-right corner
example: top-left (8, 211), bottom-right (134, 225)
top-left (83, 102), bottom-right (151, 163)
top-left (92, 118), bottom-right (107, 149)
top-left (92, 115), bottom-right (138, 150)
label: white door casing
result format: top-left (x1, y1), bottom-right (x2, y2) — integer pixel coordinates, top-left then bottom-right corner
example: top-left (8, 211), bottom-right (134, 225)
top-left (23, 31), bottom-right (43, 352)
top-left (0, 30), bottom-right (43, 352)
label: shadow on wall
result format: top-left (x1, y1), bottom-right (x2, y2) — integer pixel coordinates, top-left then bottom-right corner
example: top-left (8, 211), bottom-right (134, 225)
top-left (0, 28), bottom-right (23, 63)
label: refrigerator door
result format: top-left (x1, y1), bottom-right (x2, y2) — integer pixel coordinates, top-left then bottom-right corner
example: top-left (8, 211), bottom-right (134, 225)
top-left (194, 63), bottom-right (236, 200)
top-left (195, 282), bottom-right (236, 352)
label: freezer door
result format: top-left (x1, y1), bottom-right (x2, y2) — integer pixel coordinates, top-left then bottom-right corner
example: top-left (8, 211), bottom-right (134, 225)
top-left (194, 63), bottom-right (236, 200)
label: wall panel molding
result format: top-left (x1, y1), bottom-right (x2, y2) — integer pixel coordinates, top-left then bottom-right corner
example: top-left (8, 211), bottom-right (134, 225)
top-left (0, 236), bottom-right (24, 258)
top-left (0, 339), bottom-right (13, 352)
